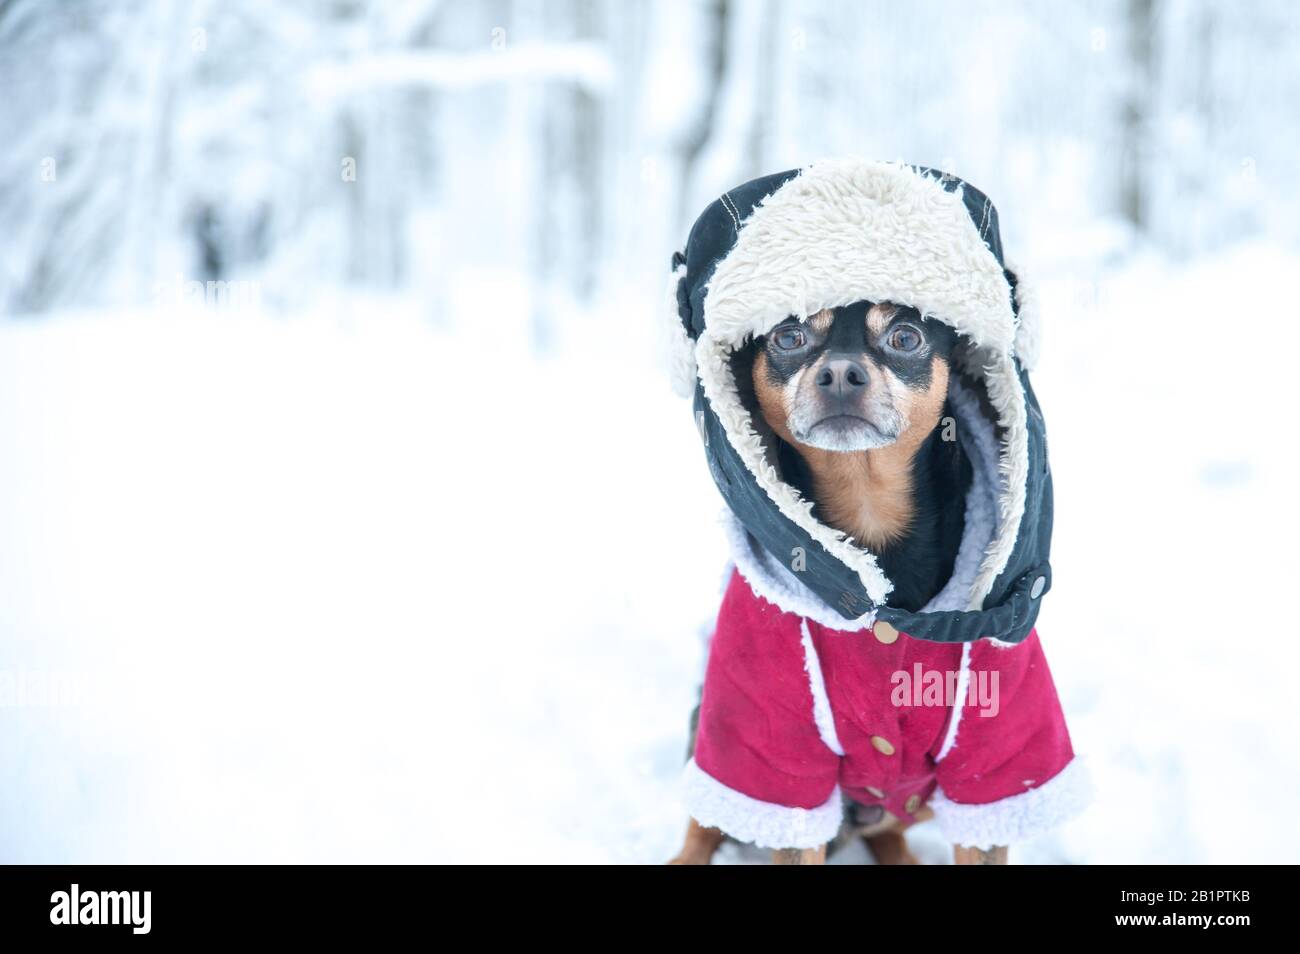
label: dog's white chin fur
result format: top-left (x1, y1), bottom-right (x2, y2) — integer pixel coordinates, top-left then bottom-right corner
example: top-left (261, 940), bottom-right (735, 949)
top-left (793, 415), bottom-right (903, 452)
top-left (798, 428), bottom-right (897, 452)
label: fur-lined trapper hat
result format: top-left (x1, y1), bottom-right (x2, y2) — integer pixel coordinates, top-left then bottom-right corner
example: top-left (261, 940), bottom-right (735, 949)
top-left (666, 160), bottom-right (1051, 644)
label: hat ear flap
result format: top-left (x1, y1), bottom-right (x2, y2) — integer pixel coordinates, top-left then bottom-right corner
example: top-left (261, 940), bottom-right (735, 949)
top-left (1006, 260), bottom-right (1041, 372)
top-left (663, 254), bottom-right (696, 397)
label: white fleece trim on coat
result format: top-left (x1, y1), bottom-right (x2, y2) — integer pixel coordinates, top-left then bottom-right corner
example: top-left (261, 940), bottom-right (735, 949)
top-left (682, 758), bottom-right (843, 850)
top-left (931, 757), bottom-right (1090, 850)
top-left (799, 619), bottom-right (845, 756)
top-left (934, 641), bottom-right (971, 763)
top-left (721, 510), bottom-right (878, 631)
top-left (691, 159), bottom-right (1030, 609)
top-left (1006, 257), bottom-right (1041, 373)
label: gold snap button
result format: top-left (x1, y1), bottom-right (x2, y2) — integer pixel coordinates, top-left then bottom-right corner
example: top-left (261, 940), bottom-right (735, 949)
top-left (870, 735), bottom-right (895, 756)
top-left (865, 786), bottom-right (886, 799)
top-left (904, 794), bottom-right (921, 815)
top-left (873, 621), bottom-right (899, 644)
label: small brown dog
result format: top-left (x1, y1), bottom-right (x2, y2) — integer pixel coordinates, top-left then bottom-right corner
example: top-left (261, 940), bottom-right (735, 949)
top-left (669, 300), bottom-right (1008, 866)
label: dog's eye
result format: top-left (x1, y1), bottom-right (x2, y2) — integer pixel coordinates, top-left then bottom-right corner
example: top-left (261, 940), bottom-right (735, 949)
top-left (887, 324), bottom-right (923, 353)
top-left (773, 328), bottom-right (806, 351)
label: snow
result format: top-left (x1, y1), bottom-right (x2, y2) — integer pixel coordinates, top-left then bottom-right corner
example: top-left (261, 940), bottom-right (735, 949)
top-left (2, 242), bottom-right (1297, 863)
top-left (0, 293), bottom-right (711, 862)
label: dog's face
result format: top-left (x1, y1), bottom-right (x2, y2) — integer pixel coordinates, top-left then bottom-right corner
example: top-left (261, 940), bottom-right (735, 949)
top-left (752, 302), bottom-right (959, 453)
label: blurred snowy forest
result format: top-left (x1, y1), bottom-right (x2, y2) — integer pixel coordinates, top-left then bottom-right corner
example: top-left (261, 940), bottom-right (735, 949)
top-left (2, 0), bottom-right (1298, 324)
top-left (4, 1), bottom-right (1300, 864)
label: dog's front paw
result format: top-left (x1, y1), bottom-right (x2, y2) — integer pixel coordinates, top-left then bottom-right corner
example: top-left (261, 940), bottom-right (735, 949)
top-left (667, 820), bottom-right (724, 865)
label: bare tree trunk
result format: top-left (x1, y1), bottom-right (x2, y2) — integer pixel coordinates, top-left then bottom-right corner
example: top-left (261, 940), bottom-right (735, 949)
top-left (744, 0), bottom-right (777, 175)
top-left (677, 0), bottom-right (729, 227)
top-left (1120, 0), bottom-right (1157, 232)
top-left (569, 0), bottom-right (603, 301)
top-left (535, 0), bottom-right (606, 331)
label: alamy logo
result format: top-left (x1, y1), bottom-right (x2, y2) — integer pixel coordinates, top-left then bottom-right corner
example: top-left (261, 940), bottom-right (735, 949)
top-left (891, 664), bottom-right (1000, 717)
top-left (49, 884), bottom-right (151, 935)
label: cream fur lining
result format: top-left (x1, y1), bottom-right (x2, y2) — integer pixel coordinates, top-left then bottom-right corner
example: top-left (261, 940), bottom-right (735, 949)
top-left (663, 260), bottom-right (696, 398)
top-left (934, 642), bottom-right (972, 762)
top-left (722, 510), bottom-right (877, 631)
top-left (931, 758), bottom-right (1090, 850)
top-left (799, 619), bottom-right (846, 756)
top-left (682, 758), bottom-right (843, 850)
top-left (692, 159), bottom-right (1029, 609)
top-left (1006, 257), bottom-right (1041, 372)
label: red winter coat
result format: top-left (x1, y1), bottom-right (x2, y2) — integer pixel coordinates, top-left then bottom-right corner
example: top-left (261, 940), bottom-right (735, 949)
top-left (684, 568), bottom-right (1086, 850)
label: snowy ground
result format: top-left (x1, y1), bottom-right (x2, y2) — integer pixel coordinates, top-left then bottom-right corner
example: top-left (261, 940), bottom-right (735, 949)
top-left (2, 245), bottom-right (1298, 863)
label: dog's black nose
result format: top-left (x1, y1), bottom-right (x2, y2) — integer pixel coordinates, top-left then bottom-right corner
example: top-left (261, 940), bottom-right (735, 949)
top-left (816, 357), bottom-right (869, 397)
